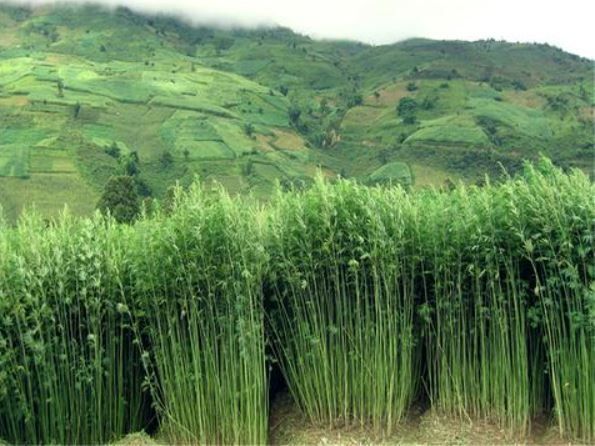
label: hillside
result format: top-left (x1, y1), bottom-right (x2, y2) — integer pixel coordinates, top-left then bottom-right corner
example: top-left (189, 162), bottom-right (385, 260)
top-left (0, 3), bottom-right (593, 220)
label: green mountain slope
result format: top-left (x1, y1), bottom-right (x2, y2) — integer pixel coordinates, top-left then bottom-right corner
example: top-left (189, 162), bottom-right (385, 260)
top-left (0, 3), bottom-right (592, 220)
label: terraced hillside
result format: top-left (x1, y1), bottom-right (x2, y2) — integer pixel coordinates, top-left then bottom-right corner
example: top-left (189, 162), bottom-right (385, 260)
top-left (0, 3), bottom-right (593, 220)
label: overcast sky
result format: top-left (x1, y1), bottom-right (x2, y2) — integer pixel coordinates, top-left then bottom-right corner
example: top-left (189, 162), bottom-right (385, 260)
top-left (5, 0), bottom-right (595, 58)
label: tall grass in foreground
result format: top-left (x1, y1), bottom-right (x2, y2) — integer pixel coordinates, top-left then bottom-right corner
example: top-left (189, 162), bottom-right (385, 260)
top-left (420, 185), bottom-right (536, 434)
top-left (129, 185), bottom-right (268, 444)
top-left (420, 161), bottom-right (594, 440)
top-left (266, 180), bottom-right (421, 434)
top-left (0, 159), bottom-right (592, 444)
top-left (513, 163), bottom-right (594, 440)
top-left (0, 213), bottom-right (148, 444)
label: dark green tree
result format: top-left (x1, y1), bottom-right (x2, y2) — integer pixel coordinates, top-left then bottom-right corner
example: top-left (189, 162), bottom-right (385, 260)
top-left (123, 151), bottom-right (140, 176)
top-left (96, 175), bottom-right (140, 223)
top-left (159, 150), bottom-right (174, 168)
top-left (243, 122), bottom-right (255, 138)
top-left (397, 97), bottom-right (418, 124)
top-left (105, 142), bottom-right (121, 159)
top-left (288, 105), bottom-right (301, 125)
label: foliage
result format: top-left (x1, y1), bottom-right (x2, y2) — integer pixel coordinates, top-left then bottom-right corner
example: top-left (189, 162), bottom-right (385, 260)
top-left (397, 97), bottom-right (418, 121)
top-left (367, 161), bottom-right (413, 188)
top-left (130, 186), bottom-right (268, 444)
top-left (96, 175), bottom-right (140, 223)
top-left (0, 4), bottom-right (593, 221)
top-left (0, 160), bottom-right (593, 444)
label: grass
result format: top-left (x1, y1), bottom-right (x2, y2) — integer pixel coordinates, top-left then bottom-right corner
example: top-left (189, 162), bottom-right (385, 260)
top-left (0, 159), bottom-right (593, 444)
top-left (368, 161), bottom-right (412, 187)
top-left (129, 186), bottom-right (269, 444)
top-left (0, 214), bottom-right (150, 444)
top-left (267, 180), bottom-right (421, 435)
top-left (405, 116), bottom-right (490, 145)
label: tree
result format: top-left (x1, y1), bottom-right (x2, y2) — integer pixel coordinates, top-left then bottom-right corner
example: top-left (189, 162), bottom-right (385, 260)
top-left (135, 177), bottom-right (152, 197)
top-left (124, 157), bottom-right (139, 176)
top-left (397, 97), bottom-right (418, 124)
top-left (123, 152), bottom-right (140, 176)
top-left (105, 142), bottom-right (121, 159)
top-left (406, 82), bottom-right (418, 92)
top-left (346, 91), bottom-right (363, 108)
top-left (243, 122), bottom-right (255, 138)
top-left (242, 160), bottom-right (253, 177)
top-left (288, 105), bottom-right (301, 125)
top-left (159, 150), bottom-right (174, 168)
top-left (97, 176), bottom-right (140, 223)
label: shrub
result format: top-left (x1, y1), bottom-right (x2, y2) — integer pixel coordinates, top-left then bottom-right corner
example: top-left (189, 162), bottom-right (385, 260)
top-left (406, 82), bottom-right (418, 91)
top-left (97, 175), bottom-right (140, 223)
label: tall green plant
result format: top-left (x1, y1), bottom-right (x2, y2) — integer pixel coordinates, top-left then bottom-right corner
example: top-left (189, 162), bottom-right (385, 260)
top-left (420, 184), bottom-right (536, 434)
top-left (130, 185), bottom-right (269, 444)
top-left (0, 212), bottom-right (148, 444)
top-left (266, 179), bottom-right (420, 434)
top-left (514, 161), bottom-right (594, 441)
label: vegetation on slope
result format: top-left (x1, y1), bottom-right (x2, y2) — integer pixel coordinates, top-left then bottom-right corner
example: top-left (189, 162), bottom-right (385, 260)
top-left (0, 3), bottom-right (593, 221)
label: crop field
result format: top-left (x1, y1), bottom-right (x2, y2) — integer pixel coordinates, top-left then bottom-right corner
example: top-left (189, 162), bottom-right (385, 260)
top-left (0, 159), bottom-right (592, 445)
top-left (0, 4), bottom-right (593, 222)
top-left (0, 55), bottom-right (314, 218)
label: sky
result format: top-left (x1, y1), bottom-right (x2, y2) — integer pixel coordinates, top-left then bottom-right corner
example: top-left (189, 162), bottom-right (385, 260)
top-left (5, 0), bottom-right (595, 58)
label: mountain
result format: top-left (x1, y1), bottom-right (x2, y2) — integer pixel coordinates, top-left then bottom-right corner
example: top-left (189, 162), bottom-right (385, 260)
top-left (0, 3), bottom-right (593, 221)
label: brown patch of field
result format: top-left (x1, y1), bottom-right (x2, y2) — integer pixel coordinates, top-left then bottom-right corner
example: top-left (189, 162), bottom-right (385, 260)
top-left (0, 96), bottom-right (29, 107)
top-left (301, 164), bottom-right (335, 178)
top-left (0, 22), bottom-right (20, 47)
top-left (410, 163), bottom-right (461, 188)
top-left (0, 33), bottom-right (19, 47)
top-left (365, 82), bottom-right (411, 107)
top-left (502, 90), bottom-right (547, 108)
top-left (255, 134), bottom-right (275, 152)
top-left (271, 129), bottom-right (307, 151)
top-left (579, 106), bottom-right (594, 122)
top-left (341, 106), bottom-right (386, 131)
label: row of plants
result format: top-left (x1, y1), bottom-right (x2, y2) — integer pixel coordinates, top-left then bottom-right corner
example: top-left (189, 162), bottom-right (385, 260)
top-left (0, 159), bottom-right (592, 444)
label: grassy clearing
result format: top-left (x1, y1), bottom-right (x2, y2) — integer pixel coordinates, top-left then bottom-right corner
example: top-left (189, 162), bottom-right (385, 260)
top-left (368, 161), bottom-right (412, 187)
top-left (405, 116), bottom-right (490, 145)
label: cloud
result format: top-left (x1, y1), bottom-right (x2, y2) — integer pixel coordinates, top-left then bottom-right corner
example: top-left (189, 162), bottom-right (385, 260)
top-left (3, 0), bottom-right (594, 58)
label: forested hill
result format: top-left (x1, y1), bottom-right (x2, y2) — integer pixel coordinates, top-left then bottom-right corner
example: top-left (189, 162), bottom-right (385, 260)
top-left (0, 3), bottom-right (593, 220)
